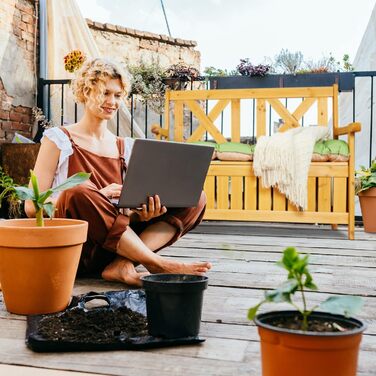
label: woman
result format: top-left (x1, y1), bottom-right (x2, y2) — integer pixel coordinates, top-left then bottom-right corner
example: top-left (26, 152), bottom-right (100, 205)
top-left (26, 58), bottom-right (211, 286)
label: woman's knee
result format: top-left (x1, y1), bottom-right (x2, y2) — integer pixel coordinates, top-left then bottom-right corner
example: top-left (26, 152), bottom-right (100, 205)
top-left (197, 190), bottom-right (207, 209)
top-left (57, 180), bottom-right (97, 207)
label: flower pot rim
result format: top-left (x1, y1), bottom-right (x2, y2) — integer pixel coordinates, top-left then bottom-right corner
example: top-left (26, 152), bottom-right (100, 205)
top-left (141, 273), bottom-right (208, 283)
top-left (357, 187), bottom-right (376, 196)
top-left (0, 218), bottom-right (88, 248)
top-left (0, 218), bottom-right (88, 228)
top-left (255, 310), bottom-right (366, 337)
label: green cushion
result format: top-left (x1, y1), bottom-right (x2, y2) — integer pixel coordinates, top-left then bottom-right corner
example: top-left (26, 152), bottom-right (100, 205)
top-left (325, 139), bottom-right (350, 156)
top-left (217, 142), bottom-right (254, 155)
top-left (313, 141), bottom-right (330, 155)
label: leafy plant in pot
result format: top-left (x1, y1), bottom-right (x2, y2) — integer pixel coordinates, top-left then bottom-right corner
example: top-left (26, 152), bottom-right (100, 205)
top-left (248, 247), bottom-right (365, 376)
top-left (0, 167), bottom-right (22, 219)
top-left (0, 170), bottom-right (90, 315)
top-left (355, 159), bottom-right (376, 232)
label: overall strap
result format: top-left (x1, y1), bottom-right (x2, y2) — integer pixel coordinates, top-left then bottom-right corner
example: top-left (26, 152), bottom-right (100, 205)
top-left (116, 137), bottom-right (127, 178)
top-left (59, 126), bottom-right (76, 144)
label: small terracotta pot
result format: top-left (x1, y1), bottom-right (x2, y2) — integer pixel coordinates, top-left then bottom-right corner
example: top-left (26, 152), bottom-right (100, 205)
top-left (0, 218), bottom-right (88, 315)
top-left (358, 187), bottom-right (376, 232)
top-left (255, 311), bottom-right (365, 376)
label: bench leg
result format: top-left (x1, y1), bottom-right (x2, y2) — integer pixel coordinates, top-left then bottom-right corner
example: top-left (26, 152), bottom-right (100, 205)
top-left (348, 216), bottom-right (355, 240)
top-left (331, 224), bottom-right (338, 230)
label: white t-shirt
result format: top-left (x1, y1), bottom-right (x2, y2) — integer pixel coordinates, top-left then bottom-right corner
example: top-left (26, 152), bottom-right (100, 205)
top-left (42, 127), bottom-right (134, 192)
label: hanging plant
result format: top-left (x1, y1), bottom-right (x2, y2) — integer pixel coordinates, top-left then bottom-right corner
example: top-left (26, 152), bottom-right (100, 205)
top-left (165, 62), bottom-right (203, 89)
top-left (128, 60), bottom-right (167, 114)
top-left (64, 50), bottom-right (87, 73)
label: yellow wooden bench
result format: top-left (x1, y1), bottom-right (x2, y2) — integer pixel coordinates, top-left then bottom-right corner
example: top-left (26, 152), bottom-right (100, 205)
top-left (152, 85), bottom-right (361, 239)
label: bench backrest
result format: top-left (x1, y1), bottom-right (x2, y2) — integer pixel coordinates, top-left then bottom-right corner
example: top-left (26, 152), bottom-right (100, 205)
top-left (162, 85), bottom-right (339, 142)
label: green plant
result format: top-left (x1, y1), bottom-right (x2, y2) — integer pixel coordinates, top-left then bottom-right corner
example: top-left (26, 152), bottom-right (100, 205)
top-left (14, 170), bottom-right (90, 227)
top-left (248, 247), bottom-right (363, 331)
top-left (0, 167), bottom-right (21, 218)
top-left (355, 159), bottom-right (376, 194)
top-left (274, 49), bottom-right (304, 74)
top-left (128, 60), bottom-right (167, 114)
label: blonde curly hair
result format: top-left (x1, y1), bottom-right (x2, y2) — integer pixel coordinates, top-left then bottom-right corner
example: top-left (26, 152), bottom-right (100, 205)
top-left (71, 58), bottom-right (128, 111)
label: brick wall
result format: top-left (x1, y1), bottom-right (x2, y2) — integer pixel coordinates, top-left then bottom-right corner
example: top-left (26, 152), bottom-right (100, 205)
top-left (87, 19), bottom-right (200, 70)
top-left (0, 0), bottom-right (37, 142)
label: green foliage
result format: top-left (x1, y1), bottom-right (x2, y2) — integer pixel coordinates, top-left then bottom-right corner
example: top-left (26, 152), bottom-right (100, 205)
top-left (248, 247), bottom-right (363, 331)
top-left (342, 54), bottom-right (354, 72)
top-left (128, 60), bottom-right (167, 114)
top-left (355, 159), bottom-right (376, 194)
top-left (274, 49), bottom-right (304, 74)
top-left (271, 50), bottom-right (354, 74)
top-left (203, 66), bottom-right (236, 77)
top-left (14, 170), bottom-right (90, 227)
top-left (0, 167), bottom-right (21, 218)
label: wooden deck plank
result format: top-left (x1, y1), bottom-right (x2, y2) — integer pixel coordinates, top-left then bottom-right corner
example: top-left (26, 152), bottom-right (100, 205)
top-left (0, 222), bottom-right (375, 376)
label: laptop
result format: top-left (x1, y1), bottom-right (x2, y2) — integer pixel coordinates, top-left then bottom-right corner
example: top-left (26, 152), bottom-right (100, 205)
top-left (114, 139), bottom-right (214, 208)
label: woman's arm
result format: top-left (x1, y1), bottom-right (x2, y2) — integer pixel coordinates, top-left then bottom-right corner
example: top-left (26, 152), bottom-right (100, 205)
top-left (24, 137), bottom-right (60, 217)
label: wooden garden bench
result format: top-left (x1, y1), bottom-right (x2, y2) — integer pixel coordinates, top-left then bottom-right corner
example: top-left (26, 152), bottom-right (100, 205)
top-left (152, 85), bottom-right (361, 239)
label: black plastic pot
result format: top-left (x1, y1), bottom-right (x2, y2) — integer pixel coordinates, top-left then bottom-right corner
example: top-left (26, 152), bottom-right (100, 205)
top-left (141, 274), bottom-right (208, 339)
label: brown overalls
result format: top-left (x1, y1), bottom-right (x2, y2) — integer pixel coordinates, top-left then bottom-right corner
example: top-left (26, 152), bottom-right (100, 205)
top-left (55, 128), bottom-right (206, 276)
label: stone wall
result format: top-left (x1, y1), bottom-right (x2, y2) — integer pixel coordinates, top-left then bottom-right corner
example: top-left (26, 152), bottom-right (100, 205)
top-left (86, 19), bottom-right (200, 70)
top-left (0, 0), bottom-right (37, 142)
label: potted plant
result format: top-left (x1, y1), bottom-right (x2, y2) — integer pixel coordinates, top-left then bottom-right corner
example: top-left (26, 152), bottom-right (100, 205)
top-left (128, 60), bottom-right (168, 115)
top-left (355, 159), bottom-right (376, 232)
top-left (248, 247), bottom-right (365, 376)
top-left (210, 54), bottom-right (355, 91)
top-left (164, 62), bottom-right (204, 90)
top-left (0, 167), bottom-right (21, 219)
top-left (0, 170), bottom-right (90, 315)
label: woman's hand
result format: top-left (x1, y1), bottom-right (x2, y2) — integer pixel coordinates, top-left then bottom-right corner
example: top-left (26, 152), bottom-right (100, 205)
top-left (100, 183), bottom-right (122, 200)
top-left (133, 195), bottom-right (167, 222)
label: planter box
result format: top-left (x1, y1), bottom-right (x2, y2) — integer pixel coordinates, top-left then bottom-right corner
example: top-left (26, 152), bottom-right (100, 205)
top-left (210, 72), bottom-right (354, 92)
top-left (0, 143), bottom-right (40, 185)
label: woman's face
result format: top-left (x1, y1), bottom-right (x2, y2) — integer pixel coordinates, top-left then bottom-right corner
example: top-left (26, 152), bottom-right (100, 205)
top-left (86, 78), bottom-right (124, 120)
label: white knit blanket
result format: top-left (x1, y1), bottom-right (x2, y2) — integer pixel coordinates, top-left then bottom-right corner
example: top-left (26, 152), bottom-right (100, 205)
top-left (253, 126), bottom-right (330, 210)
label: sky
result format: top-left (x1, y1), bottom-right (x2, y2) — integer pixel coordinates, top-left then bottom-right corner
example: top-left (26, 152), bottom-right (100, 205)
top-left (76, 0), bottom-right (376, 72)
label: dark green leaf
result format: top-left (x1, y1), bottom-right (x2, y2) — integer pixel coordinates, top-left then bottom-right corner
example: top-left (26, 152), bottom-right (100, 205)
top-left (38, 189), bottom-right (54, 205)
top-left (281, 247), bottom-right (299, 269)
top-left (50, 172), bottom-right (90, 193)
top-left (265, 279), bottom-right (298, 303)
top-left (303, 272), bottom-right (317, 290)
top-left (14, 186), bottom-right (35, 201)
top-left (319, 296), bottom-right (363, 317)
top-left (43, 202), bottom-right (55, 219)
top-left (248, 302), bottom-right (264, 320)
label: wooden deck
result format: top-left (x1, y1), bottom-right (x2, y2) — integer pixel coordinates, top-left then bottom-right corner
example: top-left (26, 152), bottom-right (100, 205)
top-left (1, 222), bottom-right (375, 376)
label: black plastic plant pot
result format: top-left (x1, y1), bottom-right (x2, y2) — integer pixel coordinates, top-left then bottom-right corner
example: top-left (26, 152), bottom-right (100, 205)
top-left (141, 274), bottom-right (208, 339)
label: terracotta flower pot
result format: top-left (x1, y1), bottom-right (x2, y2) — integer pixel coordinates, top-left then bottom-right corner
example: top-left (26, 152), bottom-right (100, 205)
top-left (255, 311), bottom-right (365, 376)
top-left (358, 187), bottom-right (376, 232)
top-left (0, 218), bottom-right (88, 315)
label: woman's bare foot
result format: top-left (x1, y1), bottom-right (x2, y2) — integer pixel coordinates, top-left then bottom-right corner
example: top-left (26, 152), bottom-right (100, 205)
top-left (146, 258), bottom-right (212, 276)
top-left (102, 256), bottom-right (149, 287)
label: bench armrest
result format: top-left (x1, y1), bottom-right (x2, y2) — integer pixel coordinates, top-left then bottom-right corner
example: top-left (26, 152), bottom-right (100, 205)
top-left (151, 124), bottom-right (169, 140)
top-left (333, 122), bottom-right (361, 136)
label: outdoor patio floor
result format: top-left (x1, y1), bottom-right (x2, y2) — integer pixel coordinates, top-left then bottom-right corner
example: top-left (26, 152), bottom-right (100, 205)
top-left (0, 221), bottom-right (375, 376)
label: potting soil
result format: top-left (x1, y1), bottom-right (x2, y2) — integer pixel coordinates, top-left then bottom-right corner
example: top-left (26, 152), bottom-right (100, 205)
top-left (269, 314), bottom-right (355, 332)
top-left (37, 305), bottom-right (148, 343)
top-left (26, 289), bottom-right (205, 352)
